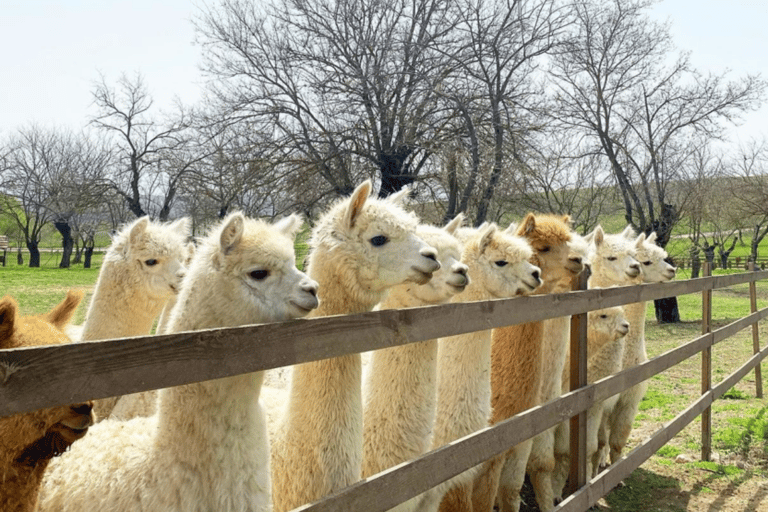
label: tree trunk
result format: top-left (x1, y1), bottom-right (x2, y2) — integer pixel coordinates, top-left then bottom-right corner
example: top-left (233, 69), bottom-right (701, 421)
top-left (54, 220), bottom-right (74, 269)
top-left (27, 241), bottom-right (40, 268)
top-left (17, 248), bottom-right (23, 266)
top-left (377, 148), bottom-right (415, 198)
top-left (655, 297), bottom-right (681, 323)
top-left (83, 247), bottom-right (94, 269)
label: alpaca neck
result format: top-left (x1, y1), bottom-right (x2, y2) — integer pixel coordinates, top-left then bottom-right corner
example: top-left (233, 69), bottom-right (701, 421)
top-left (80, 264), bottom-right (165, 341)
top-left (1, 456), bottom-right (50, 512)
top-left (622, 301), bottom-right (648, 367)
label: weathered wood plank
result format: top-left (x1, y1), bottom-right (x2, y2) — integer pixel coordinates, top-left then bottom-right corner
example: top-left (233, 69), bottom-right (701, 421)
top-left (701, 263), bottom-right (713, 462)
top-left (750, 262), bottom-right (763, 398)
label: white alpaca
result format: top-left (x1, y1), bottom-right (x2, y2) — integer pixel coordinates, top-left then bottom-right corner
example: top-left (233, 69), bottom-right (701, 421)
top-left (270, 181), bottom-right (441, 512)
top-left (361, 214), bottom-right (469, 510)
top-left (38, 212), bottom-right (319, 512)
top-left (419, 223), bottom-right (542, 512)
top-left (551, 305), bottom-right (629, 496)
top-left (602, 231), bottom-right (676, 465)
top-left (69, 216), bottom-right (191, 420)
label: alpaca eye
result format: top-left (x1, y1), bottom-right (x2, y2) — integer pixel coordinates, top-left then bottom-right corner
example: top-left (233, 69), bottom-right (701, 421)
top-left (607, 256), bottom-right (617, 261)
top-left (145, 259), bottom-right (158, 266)
top-left (643, 261), bottom-right (653, 266)
top-left (494, 260), bottom-right (508, 267)
top-left (370, 235), bottom-right (388, 247)
top-left (539, 247), bottom-right (551, 253)
top-left (249, 270), bottom-right (270, 281)
top-left (600, 314), bottom-right (607, 319)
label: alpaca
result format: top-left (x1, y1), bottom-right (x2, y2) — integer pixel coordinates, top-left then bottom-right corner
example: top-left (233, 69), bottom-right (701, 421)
top-left (38, 212), bottom-right (319, 512)
top-left (72, 216), bottom-right (191, 420)
top-left (108, 240), bottom-right (197, 421)
top-left (470, 214), bottom-right (585, 512)
top-left (550, 305), bottom-right (630, 497)
top-left (418, 222), bottom-right (542, 512)
top-left (270, 181), bottom-right (441, 512)
top-left (361, 214), bottom-right (469, 501)
top-left (0, 291), bottom-right (94, 512)
top-left (602, 230), bottom-right (676, 465)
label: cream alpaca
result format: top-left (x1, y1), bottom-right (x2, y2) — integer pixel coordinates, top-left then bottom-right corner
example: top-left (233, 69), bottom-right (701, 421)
top-left (72, 216), bottom-right (191, 420)
top-left (602, 231), bottom-right (676, 465)
top-left (0, 291), bottom-right (94, 512)
top-left (419, 222), bottom-right (542, 512)
top-left (38, 212), bottom-right (318, 512)
top-left (361, 215), bottom-right (468, 512)
top-left (470, 214), bottom-right (585, 512)
top-left (270, 181), bottom-right (440, 512)
top-left (551, 305), bottom-right (630, 496)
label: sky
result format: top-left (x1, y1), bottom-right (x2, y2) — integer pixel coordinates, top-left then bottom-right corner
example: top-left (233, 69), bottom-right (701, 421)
top-left (1, 0), bottom-right (766, 145)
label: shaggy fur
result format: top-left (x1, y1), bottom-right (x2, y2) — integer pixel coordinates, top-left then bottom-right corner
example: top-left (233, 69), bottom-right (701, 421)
top-left (71, 216), bottom-right (191, 420)
top-left (361, 215), bottom-right (468, 512)
top-left (0, 291), bottom-right (94, 512)
top-left (418, 222), bottom-right (542, 512)
top-left (270, 181), bottom-right (440, 512)
top-left (471, 214), bottom-right (585, 512)
top-left (551, 305), bottom-right (630, 497)
top-left (38, 212), bottom-right (318, 512)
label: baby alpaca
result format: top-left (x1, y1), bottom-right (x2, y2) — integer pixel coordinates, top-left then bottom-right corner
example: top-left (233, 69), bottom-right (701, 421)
top-left (0, 291), bottom-right (94, 512)
top-left (271, 181), bottom-right (440, 512)
top-left (38, 212), bottom-right (318, 512)
top-left (362, 215), bottom-right (468, 504)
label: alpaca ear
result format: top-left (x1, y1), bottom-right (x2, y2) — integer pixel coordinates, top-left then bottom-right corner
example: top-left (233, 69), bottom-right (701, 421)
top-left (344, 180), bottom-right (372, 229)
top-left (45, 290), bottom-right (84, 331)
top-left (562, 215), bottom-right (572, 226)
top-left (504, 222), bottom-right (518, 234)
top-left (647, 232), bottom-right (658, 244)
top-left (0, 296), bottom-right (17, 348)
top-left (128, 217), bottom-right (150, 246)
top-left (635, 233), bottom-right (646, 248)
top-left (517, 213), bottom-right (536, 237)
top-left (443, 212), bottom-right (465, 235)
top-left (591, 226), bottom-right (605, 247)
top-left (274, 213), bottom-right (304, 241)
top-left (478, 223), bottom-right (497, 255)
top-left (621, 225), bottom-right (635, 239)
top-left (220, 213), bottom-right (245, 254)
top-left (169, 217), bottom-right (191, 236)
top-left (385, 186), bottom-right (410, 206)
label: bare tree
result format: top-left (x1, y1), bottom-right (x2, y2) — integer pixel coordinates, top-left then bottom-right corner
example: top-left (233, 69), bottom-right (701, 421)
top-left (91, 72), bottom-right (198, 220)
top-left (729, 139), bottom-right (768, 265)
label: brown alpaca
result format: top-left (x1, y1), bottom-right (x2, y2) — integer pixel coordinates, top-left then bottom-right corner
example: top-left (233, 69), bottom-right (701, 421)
top-left (0, 292), bottom-right (94, 512)
top-left (470, 213), bottom-right (585, 512)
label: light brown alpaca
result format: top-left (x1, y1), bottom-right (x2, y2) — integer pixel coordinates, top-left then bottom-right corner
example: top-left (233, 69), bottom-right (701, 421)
top-left (470, 213), bottom-right (584, 512)
top-left (0, 292), bottom-right (94, 512)
top-left (270, 181), bottom-right (440, 512)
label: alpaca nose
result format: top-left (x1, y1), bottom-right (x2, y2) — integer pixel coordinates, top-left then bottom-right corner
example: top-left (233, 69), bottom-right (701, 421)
top-left (570, 256), bottom-right (582, 264)
top-left (302, 281), bottom-right (319, 297)
top-left (71, 403), bottom-right (93, 416)
top-left (532, 269), bottom-right (541, 282)
top-left (455, 264), bottom-right (468, 276)
top-left (421, 247), bottom-right (438, 262)
top-left (629, 262), bottom-right (640, 272)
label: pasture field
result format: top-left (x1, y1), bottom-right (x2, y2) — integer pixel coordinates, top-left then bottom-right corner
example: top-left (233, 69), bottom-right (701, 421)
top-left (2, 263), bottom-right (768, 511)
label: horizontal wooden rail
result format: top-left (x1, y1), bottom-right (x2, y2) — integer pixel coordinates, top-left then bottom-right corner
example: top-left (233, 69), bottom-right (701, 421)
top-left (294, 304), bottom-right (768, 512)
top-left (3, 272), bottom-right (765, 418)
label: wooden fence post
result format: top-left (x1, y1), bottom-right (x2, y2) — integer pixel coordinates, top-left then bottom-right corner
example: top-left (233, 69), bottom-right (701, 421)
top-left (701, 262), bottom-right (712, 462)
top-left (567, 268), bottom-right (590, 494)
top-left (749, 262), bottom-right (763, 398)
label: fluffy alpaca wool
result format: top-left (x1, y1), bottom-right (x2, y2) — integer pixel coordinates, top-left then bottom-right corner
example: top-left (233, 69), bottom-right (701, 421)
top-left (361, 215), bottom-right (468, 512)
top-left (416, 222), bottom-right (542, 512)
top-left (470, 214), bottom-right (585, 512)
top-left (37, 212), bottom-right (318, 512)
top-left (0, 291), bottom-right (94, 512)
top-left (270, 181), bottom-right (441, 512)
top-left (70, 216), bottom-right (191, 420)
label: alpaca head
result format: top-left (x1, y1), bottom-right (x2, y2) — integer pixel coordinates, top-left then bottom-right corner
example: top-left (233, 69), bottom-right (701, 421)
top-left (0, 292), bottom-right (94, 472)
top-left (588, 305), bottom-right (630, 349)
top-left (177, 212), bottom-right (318, 330)
top-left (398, 214), bottom-right (470, 305)
top-left (463, 223), bottom-right (541, 298)
top-left (516, 213), bottom-right (584, 293)
top-left (586, 226), bottom-right (642, 285)
top-left (630, 232), bottom-right (677, 283)
top-left (108, 216), bottom-right (192, 301)
top-left (307, 181), bottom-right (440, 307)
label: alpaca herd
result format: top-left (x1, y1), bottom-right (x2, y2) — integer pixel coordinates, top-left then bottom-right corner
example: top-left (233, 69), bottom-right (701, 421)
top-left (0, 180), bottom-right (677, 512)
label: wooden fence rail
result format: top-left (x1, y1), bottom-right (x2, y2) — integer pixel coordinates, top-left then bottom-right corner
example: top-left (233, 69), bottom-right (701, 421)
top-left (2, 270), bottom-right (767, 512)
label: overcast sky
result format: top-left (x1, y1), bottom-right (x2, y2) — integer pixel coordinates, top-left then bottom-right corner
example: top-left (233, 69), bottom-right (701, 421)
top-left (1, 0), bottom-right (765, 144)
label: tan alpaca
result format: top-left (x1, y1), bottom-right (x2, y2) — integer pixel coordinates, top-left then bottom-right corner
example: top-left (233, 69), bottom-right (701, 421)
top-left (470, 214), bottom-right (585, 512)
top-left (0, 292), bottom-right (94, 512)
top-left (418, 222), bottom-right (542, 512)
top-left (39, 212), bottom-right (318, 512)
top-left (270, 181), bottom-right (441, 512)
top-left (601, 230), bottom-right (676, 465)
top-left (551, 305), bottom-right (630, 497)
top-left (361, 214), bottom-right (468, 512)
top-left (72, 216), bottom-right (191, 420)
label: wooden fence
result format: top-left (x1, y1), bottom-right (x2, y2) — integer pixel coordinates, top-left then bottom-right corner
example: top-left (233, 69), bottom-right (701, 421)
top-left (1, 268), bottom-right (767, 511)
